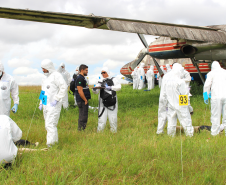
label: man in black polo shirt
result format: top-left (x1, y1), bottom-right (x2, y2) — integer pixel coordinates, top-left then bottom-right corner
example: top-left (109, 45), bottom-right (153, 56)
top-left (75, 64), bottom-right (91, 131)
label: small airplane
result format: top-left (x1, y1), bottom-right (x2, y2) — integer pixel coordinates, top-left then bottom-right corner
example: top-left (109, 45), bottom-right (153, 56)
top-left (0, 7), bottom-right (226, 84)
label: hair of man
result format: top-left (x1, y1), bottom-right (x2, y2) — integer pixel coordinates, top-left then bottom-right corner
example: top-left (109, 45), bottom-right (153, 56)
top-left (79, 64), bottom-right (88, 72)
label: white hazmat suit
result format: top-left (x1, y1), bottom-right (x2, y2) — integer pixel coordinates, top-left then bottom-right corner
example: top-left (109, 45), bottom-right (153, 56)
top-left (0, 63), bottom-right (19, 116)
top-left (162, 64), bottom-right (194, 137)
top-left (73, 66), bottom-right (79, 106)
top-left (151, 65), bottom-right (155, 89)
top-left (166, 64), bottom-right (172, 73)
top-left (0, 115), bottom-right (22, 164)
top-left (93, 67), bottom-right (121, 133)
top-left (138, 63), bottom-right (145, 90)
top-left (203, 61), bottom-right (226, 136)
top-left (156, 67), bottom-right (175, 134)
top-left (131, 67), bottom-right (138, 89)
top-left (181, 67), bottom-right (193, 113)
top-left (59, 63), bottom-right (71, 86)
top-left (157, 66), bottom-right (166, 88)
top-left (41, 59), bottom-right (67, 146)
top-left (146, 65), bottom-right (154, 90)
top-left (58, 63), bottom-right (71, 109)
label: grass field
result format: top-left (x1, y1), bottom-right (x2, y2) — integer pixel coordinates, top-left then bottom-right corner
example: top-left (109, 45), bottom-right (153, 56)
top-left (1, 83), bottom-right (226, 184)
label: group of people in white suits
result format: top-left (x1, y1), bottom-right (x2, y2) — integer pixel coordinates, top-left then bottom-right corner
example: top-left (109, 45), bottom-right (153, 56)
top-left (131, 63), bottom-right (173, 90)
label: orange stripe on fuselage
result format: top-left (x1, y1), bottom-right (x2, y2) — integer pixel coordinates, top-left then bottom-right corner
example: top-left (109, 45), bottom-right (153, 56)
top-left (149, 46), bottom-right (181, 52)
top-left (149, 42), bottom-right (186, 48)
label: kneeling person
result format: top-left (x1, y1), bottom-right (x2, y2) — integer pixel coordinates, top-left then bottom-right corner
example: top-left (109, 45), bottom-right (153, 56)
top-left (0, 115), bottom-right (22, 164)
top-left (93, 67), bottom-right (121, 133)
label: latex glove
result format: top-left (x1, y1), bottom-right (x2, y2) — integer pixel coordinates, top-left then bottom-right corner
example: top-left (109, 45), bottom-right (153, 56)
top-left (50, 100), bottom-right (58, 107)
top-left (204, 99), bottom-right (209, 104)
top-left (11, 104), bottom-right (18, 113)
top-left (105, 84), bottom-right (112, 91)
top-left (39, 104), bottom-right (43, 111)
top-left (209, 92), bottom-right (211, 98)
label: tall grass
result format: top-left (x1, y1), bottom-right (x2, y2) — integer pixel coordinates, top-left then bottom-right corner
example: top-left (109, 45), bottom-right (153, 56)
top-left (1, 84), bottom-right (225, 184)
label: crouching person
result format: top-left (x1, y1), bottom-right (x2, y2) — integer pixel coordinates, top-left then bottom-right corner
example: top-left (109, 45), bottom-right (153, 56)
top-left (92, 67), bottom-right (121, 133)
top-left (0, 115), bottom-right (22, 165)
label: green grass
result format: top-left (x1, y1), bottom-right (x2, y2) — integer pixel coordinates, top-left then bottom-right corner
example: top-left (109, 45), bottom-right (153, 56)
top-left (1, 83), bottom-right (226, 184)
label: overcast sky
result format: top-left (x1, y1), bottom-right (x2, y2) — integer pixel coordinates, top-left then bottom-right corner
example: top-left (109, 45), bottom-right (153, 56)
top-left (0, 0), bottom-right (226, 85)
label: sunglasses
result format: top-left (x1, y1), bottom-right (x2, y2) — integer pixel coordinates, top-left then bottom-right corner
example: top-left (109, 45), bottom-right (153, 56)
top-left (101, 72), bottom-right (106, 74)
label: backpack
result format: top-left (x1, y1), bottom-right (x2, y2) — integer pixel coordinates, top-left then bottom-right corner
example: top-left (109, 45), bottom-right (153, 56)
top-left (99, 78), bottom-right (117, 108)
top-left (70, 74), bottom-right (78, 94)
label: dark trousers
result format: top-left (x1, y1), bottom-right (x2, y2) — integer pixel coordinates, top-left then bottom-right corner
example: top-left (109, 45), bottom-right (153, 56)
top-left (77, 101), bottom-right (89, 131)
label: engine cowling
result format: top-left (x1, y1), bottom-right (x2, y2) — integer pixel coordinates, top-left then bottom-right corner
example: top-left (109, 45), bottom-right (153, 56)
top-left (181, 45), bottom-right (197, 55)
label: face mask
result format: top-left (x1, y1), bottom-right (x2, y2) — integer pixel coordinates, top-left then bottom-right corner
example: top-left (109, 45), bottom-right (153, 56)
top-left (44, 72), bottom-right (50, 77)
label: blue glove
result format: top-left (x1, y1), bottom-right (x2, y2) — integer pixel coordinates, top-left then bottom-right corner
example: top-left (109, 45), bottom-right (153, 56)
top-left (209, 92), bottom-right (211, 98)
top-left (105, 84), bottom-right (112, 91)
top-left (204, 99), bottom-right (209, 104)
top-left (11, 104), bottom-right (18, 113)
top-left (50, 100), bottom-right (58, 107)
top-left (39, 104), bottom-right (43, 111)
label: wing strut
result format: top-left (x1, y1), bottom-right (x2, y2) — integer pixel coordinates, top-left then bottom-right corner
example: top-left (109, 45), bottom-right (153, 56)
top-left (190, 58), bottom-right (205, 84)
top-left (137, 34), bottom-right (164, 77)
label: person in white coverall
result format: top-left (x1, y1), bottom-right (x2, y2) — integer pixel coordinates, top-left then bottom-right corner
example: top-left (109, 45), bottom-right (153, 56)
top-left (0, 63), bottom-right (19, 116)
top-left (166, 64), bottom-right (171, 73)
top-left (151, 65), bottom-right (155, 89)
top-left (162, 63), bottom-right (194, 137)
top-left (138, 63), bottom-right (145, 90)
top-left (58, 63), bottom-right (71, 109)
top-left (203, 61), bottom-right (226, 136)
top-left (156, 64), bottom-right (177, 134)
top-left (146, 65), bottom-right (154, 90)
top-left (73, 66), bottom-right (80, 106)
top-left (39, 59), bottom-right (67, 147)
top-left (157, 66), bottom-right (166, 88)
top-left (93, 67), bottom-right (121, 133)
top-left (180, 67), bottom-right (193, 114)
top-left (0, 115), bottom-right (22, 164)
top-left (131, 67), bottom-right (138, 89)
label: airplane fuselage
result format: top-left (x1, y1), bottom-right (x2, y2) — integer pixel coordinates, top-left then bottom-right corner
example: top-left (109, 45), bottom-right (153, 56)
top-left (120, 37), bottom-right (226, 81)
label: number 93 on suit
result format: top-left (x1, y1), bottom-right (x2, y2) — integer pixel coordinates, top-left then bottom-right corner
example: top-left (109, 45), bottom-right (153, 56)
top-left (179, 95), bottom-right (188, 106)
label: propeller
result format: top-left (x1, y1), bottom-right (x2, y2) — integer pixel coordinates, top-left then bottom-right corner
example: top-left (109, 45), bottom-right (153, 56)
top-left (135, 34), bottom-right (164, 77)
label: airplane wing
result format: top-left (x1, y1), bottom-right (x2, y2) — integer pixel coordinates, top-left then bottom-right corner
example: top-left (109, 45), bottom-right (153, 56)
top-left (0, 7), bottom-right (226, 44)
